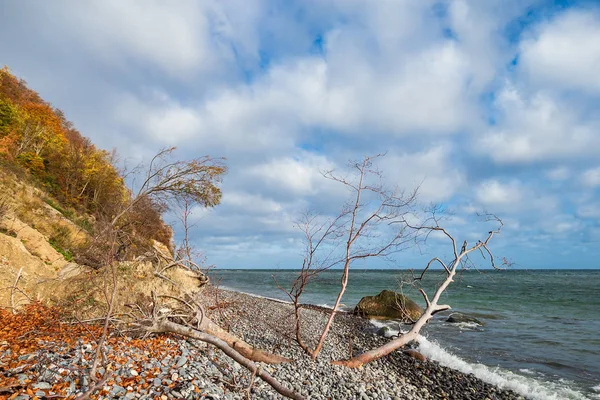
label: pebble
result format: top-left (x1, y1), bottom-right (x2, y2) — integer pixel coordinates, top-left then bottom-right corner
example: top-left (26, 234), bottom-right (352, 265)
top-left (32, 382), bottom-right (51, 390)
top-left (176, 355), bottom-right (187, 367)
top-left (1, 287), bottom-right (528, 400)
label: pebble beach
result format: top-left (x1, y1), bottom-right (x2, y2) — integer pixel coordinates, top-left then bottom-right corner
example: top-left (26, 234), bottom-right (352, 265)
top-left (0, 287), bottom-right (526, 399)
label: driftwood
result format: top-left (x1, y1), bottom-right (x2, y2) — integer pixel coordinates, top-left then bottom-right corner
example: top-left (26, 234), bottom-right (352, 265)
top-left (128, 289), bottom-right (303, 400)
top-left (333, 213), bottom-right (503, 368)
top-left (144, 319), bottom-right (304, 400)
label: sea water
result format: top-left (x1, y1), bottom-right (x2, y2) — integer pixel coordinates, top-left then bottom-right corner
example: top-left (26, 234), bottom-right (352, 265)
top-left (210, 269), bottom-right (600, 399)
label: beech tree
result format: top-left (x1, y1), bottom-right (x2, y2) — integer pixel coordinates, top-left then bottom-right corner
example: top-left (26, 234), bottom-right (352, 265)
top-left (110, 147), bottom-right (226, 227)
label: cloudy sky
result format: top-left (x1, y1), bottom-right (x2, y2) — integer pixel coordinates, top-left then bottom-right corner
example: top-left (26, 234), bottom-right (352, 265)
top-left (1, 0), bottom-right (599, 269)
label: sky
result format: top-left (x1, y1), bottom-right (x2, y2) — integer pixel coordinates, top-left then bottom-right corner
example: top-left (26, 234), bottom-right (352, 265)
top-left (1, 0), bottom-right (599, 269)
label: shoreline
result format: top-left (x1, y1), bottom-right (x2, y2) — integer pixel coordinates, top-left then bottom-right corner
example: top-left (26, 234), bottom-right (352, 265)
top-left (202, 285), bottom-right (527, 399)
top-left (213, 271), bottom-right (598, 400)
top-left (1, 286), bottom-right (527, 399)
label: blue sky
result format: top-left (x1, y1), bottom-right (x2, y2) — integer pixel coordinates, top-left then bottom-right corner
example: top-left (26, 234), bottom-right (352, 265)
top-left (1, 0), bottom-right (599, 269)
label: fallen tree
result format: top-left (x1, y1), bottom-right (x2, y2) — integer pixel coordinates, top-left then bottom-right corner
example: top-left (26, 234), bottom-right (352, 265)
top-left (129, 290), bottom-right (302, 399)
top-left (76, 148), bottom-right (302, 399)
top-left (332, 210), bottom-right (504, 368)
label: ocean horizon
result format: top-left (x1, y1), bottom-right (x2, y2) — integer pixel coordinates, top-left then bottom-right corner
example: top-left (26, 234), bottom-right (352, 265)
top-left (209, 268), bottom-right (600, 400)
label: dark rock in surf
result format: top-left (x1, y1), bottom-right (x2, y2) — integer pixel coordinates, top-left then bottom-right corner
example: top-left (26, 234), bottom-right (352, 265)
top-left (446, 312), bottom-right (483, 326)
top-left (354, 290), bottom-right (422, 322)
top-left (376, 326), bottom-right (392, 337)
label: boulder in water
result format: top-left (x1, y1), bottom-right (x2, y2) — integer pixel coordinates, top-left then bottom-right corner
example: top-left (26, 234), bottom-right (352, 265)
top-left (446, 312), bottom-right (483, 326)
top-left (354, 290), bottom-right (422, 322)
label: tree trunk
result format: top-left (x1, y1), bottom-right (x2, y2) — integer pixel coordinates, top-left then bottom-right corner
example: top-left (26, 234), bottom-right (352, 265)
top-left (197, 313), bottom-right (292, 364)
top-left (146, 320), bottom-right (304, 400)
top-left (332, 258), bottom-right (458, 368)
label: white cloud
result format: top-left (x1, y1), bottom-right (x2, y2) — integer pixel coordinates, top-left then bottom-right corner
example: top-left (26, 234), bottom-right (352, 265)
top-left (62, 0), bottom-right (238, 78)
top-left (577, 203), bottom-right (600, 219)
top-left (380, 145), bottom-right (465, 203)
top-left (246, 153), bottom-right (338, 197)
top-left (580, 167), bottom-right (600, 188)
top-left (475, 179), bottom-right (523, 206)
top-left (546, 166), bottom-right (571, 181)
top-left (477, 83), bottom-right (600, 163)
top-left (115, 93), bottom-right (202, 144)
top-left (222, 192), bottom-right (284, 215)
top-left (520, 10), bottom-right (600, 93)
top-left (538, 214), bottom-right (584, 236)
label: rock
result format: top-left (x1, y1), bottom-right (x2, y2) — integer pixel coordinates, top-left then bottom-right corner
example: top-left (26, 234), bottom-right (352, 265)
top-left (376, 325), bottom-right (400, 338)
top-left (446, 312), bottom-right (483, 326)
top-left (354, 290), bottom-right (422, 321)
top-left (176, 356), bottom-right (187, 367)
top-left (111, 385), bottom-right (126, 395)
top-left (32, 382), bottom-right (52, 390)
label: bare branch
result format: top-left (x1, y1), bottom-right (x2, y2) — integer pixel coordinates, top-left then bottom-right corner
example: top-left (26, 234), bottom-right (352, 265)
top-left (333, 212), bottom-right (503, 368)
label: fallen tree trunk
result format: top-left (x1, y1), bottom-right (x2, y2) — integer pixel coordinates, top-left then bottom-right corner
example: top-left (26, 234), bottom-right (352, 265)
top-left (331, 288), bottom-right (450, 368)
top-left (145, 319), bottom-right (304, 400)
top-left (198, 313), bottom-right (291, 364)
top-left (333, 218), bottom-right (502, 368)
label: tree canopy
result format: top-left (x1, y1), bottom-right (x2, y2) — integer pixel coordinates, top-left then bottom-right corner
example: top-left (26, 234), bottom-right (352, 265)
top-left (0, 66), bottom-right (225, 255)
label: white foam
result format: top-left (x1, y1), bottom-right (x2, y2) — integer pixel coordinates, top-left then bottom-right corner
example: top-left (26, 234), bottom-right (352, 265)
top-left (593, 385), bottom-right (600, 392)
top-left (368, 320), bottom-right (408, 338)
top-left (453, 321), bottom-right (482, 330)
top-left (417, 336), bottom-right (590, 400)
top-left (519, 368), bottom-right (535, 375)
top-left (219, 286), bottom-right (292, 305)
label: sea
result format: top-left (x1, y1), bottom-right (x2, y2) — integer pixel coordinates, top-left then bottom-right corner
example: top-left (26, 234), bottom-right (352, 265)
top-left (209, 269), bottom-right (600, 400)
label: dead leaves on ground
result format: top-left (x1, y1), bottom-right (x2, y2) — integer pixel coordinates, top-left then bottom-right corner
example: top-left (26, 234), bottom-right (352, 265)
top-left (0, 303), bottom-right (182, 399)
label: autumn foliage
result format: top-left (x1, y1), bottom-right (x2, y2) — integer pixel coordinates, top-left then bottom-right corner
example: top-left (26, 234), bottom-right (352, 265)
top-left (0, 66), bottom-right (212, 258)
top-left (0, 303), bottom-right (190, 399)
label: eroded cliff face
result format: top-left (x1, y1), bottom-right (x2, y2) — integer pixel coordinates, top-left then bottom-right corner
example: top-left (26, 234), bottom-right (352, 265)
top-left (0, 173), bottom-right (205, 317)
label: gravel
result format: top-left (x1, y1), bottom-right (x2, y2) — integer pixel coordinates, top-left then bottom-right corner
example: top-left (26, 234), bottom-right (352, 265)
top-left (0, 287), bottom-right (528, 399)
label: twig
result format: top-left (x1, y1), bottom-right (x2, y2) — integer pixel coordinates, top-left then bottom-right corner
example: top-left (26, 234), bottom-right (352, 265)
top-left (11, 267), bottom-right (23, 313)
top-left (74, 373), bottom-right (111, 400)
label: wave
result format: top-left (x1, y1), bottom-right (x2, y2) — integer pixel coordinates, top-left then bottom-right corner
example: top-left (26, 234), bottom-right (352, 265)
top-left (449, 321), bottom-right (484, 330)
top-left (218, 286), bottom-right (292, 305)
top-left (368, 319), bottom-right (408, 338)
top-left (417, 336), bottom-right (590, 400)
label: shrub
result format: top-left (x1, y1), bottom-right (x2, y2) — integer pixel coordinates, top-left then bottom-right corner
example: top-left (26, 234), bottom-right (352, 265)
top-left (48, 224), bottom-right (73, 261)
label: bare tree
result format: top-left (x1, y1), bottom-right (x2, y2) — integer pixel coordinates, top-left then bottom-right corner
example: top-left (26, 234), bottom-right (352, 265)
top-left (332, 210), bottom-right (504, 368)
top-left (173, 198), bottom-right (209, 273)
top-left (79, 148), bottom-right (305, 399)
top-left (277, 155), bottom-right (419, 360)
top-left (111, 147), bottom-right (226, 227)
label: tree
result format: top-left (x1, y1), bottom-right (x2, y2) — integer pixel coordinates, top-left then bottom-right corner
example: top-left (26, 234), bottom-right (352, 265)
top-left (111, 147), bottom-right (225, 227)
top-left (332, 209), bottom-right (504, 367)
top-left (277, 155), bottom-right (418, 360)
top-left (79, 148), bottom-right (305, 400)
